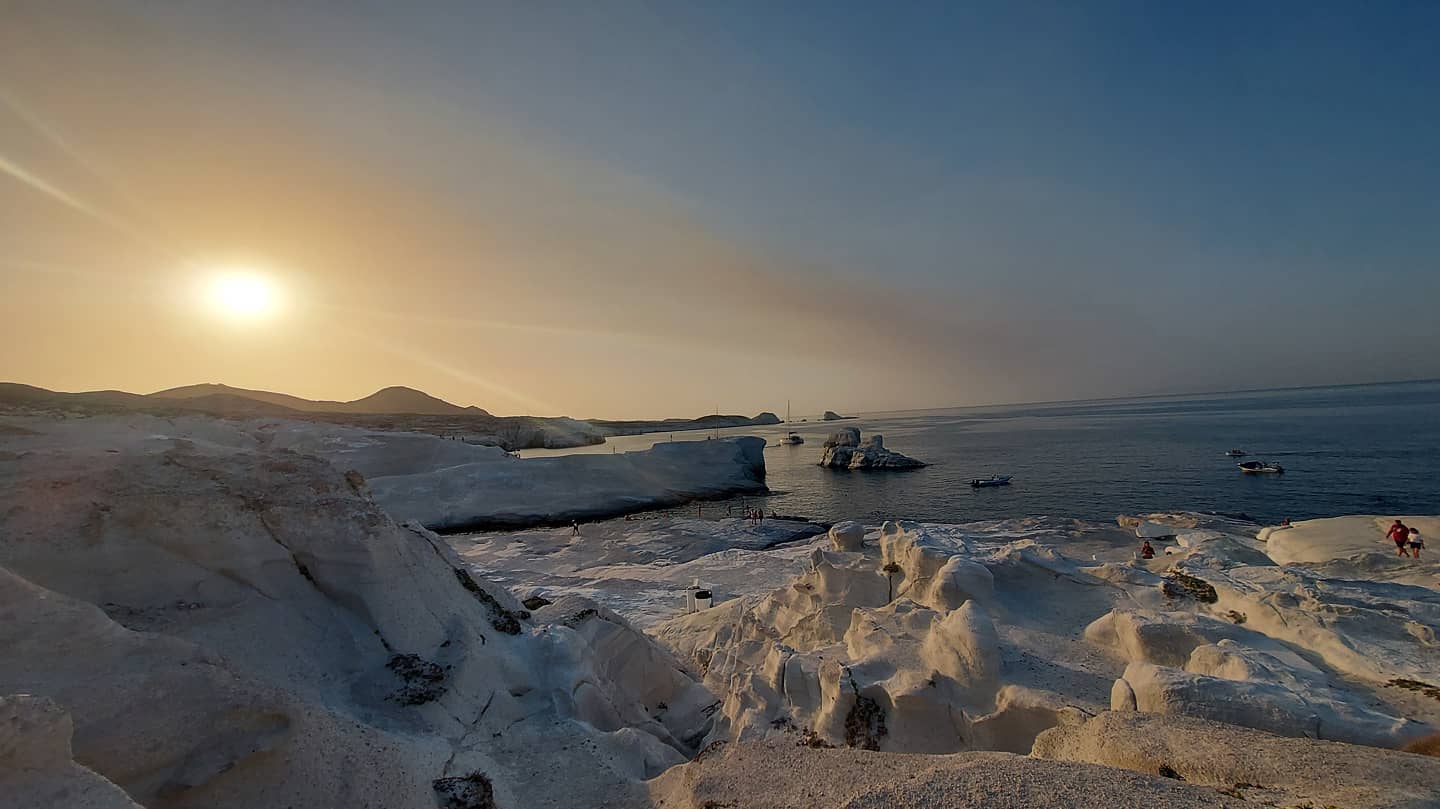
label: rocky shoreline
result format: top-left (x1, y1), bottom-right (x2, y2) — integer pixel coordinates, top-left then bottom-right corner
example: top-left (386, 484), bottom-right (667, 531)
top-left (2, 413), bottom-right (1437, 809)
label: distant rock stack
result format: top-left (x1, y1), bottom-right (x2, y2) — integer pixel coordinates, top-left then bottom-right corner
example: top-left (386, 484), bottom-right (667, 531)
top-left (819, 428), bottom-right (925, 470)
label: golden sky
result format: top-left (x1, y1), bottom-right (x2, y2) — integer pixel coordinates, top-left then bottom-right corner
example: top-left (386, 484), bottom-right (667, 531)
top-left (0, 5), bottom-right (995, 418)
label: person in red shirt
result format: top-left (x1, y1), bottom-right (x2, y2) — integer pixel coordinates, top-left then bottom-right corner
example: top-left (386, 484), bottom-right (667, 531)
top-left (1387, 520), bottom-right (1411, 557)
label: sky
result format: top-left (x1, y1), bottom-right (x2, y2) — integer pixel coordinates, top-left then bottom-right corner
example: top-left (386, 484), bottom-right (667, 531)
top-left (2, 1), bottom-right (1438, 418)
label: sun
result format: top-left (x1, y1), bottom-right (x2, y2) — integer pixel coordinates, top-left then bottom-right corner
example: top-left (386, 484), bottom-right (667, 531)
top-left (205, 270), bottom-right (281, 321)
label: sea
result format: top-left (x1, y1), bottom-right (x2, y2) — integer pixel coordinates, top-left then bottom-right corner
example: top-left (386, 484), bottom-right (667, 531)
top-left (522, 380), bottom-right (1440, 526)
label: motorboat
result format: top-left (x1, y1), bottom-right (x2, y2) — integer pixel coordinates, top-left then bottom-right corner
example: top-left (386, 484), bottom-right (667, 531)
top-left (970, 475), bottom-right (1013, 488)
top-left (1225, 449), bottom-right (1247, 457)
top-left (1238, 461), bottom-right (1283, 474)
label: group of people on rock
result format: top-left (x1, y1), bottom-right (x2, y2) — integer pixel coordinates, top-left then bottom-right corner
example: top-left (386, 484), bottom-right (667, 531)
top-left (1387, 519), bottom-right (1425, 558)
top-left (724, 501), bottom-right (765, 524)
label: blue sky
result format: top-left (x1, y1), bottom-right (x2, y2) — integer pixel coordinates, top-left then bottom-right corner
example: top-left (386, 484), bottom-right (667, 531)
top-left (2, 2), bottom-right (1438, 415)
top-left (462, 1), bottom-right (1440, 278)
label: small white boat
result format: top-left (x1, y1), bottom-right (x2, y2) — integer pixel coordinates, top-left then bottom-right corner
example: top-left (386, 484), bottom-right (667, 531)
top-left (1225, 449), bottom-right (1247, 457)
top-left (1238, 461), bottom-right (1283, 474)
top-left (970, 475), bottom-right (1012, 488)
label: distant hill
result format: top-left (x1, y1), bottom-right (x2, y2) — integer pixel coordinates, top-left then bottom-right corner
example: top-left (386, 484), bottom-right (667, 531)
top-left (1, 382), bottom-right (490, 417)
top-left (149, 383), bottom-right (489, 416)
top-left (0, 383), bottom-right (148, 409)
top-left (149, 383), bottom-right (342, 412)
top-left (342, 386), bottom-right (488, 416)
top-left (0, 382), bottom-right (612, 451)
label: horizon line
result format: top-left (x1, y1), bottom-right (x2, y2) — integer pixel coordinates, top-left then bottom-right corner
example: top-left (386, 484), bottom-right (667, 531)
top-left (848, 375), bottom-right (1440, 419)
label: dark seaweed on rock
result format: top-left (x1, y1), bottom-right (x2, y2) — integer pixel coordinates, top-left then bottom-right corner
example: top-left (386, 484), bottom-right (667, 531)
top-left (386, 653), bottom-right (448, 706)
top-left (453, 567), bottom-right (524, 635)
top-left (1162, 570), bottom-right (1219, 604)
top-left (1387, 678), bottom-right (1440, 702)
top-left (433, 772), bottom-right (496, 809)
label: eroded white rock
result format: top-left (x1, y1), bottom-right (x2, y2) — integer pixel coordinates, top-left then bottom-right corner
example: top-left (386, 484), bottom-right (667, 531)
top-left (829, 521), bottom-right (866, 552)
top-left (819, 429), bottom-right (925, 470)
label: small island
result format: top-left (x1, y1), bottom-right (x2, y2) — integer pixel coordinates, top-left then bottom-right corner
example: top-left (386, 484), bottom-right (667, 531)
top-left (818, 427), bottom-right (925, 469)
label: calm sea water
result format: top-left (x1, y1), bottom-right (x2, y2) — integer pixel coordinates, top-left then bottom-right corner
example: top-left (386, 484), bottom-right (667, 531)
top-left (524, 381), bottom-right (1440, 526)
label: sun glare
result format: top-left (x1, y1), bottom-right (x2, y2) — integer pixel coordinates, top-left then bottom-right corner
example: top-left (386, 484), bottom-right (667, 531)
top-left (205, 270), bottom-right (281, 321)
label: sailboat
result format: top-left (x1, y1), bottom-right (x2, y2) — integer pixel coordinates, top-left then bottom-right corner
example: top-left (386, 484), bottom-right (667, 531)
top-left (777, 401), bottom-right (804, 445)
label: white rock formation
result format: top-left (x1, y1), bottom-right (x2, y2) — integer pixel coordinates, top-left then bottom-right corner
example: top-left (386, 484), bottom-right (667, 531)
top-left (0, 414), bottom-right (769, 531)
top-left (0, 419), bottom-right (718, 808)
top-left (365, 435), bottom-right (768, 530)
top-left (1034, 711), bottom-right (1440, 809)
top-left (829, 521), bottom-right (865, 551)
top-left (654, 523), bottom-right (1090, 755)
top-left (451, 516), bottom-right (826, 628)
top-left (1260, 514), bottom-right (1440, 564)
top-left (1112, 661), bottom-right (1430, 748)
top-left (655, 514), bottom-right (1440, 763)
top-left (5, 411), bottom-right (1439, 807)
top-left (819, 428), bottom-right (925, 470)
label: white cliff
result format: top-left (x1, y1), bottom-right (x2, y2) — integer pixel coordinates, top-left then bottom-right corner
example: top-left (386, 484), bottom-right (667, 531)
top-left (0, 414), bottom-right (769, 531)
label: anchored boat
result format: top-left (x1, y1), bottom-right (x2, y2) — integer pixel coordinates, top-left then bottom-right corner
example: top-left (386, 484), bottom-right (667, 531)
top-left (1238, 461), bottom-right (1284, 474)
top-left (776, 401), bottom-right (805, 445)
top-left (1225, 449), bottom-right (1247, 457)
top-left (970, 475), bottom-right (1013, 488)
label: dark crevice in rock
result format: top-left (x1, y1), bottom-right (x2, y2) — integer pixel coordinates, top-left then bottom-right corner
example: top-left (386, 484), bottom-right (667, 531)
top-left (292, 556), bottom-right (316, 585)
top-left (521, 595), bottom-right (552, 611)
top-left (842, 667), bottom-right (888, 751)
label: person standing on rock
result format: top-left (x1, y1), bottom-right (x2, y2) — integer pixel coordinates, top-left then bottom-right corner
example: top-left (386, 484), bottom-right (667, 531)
top-left (1388, 520), bottom-right (1411, 557)
top-left (1408, 527), bottom-right (1424, 559)
top-left (571, 520), bottom-right (580, 538)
